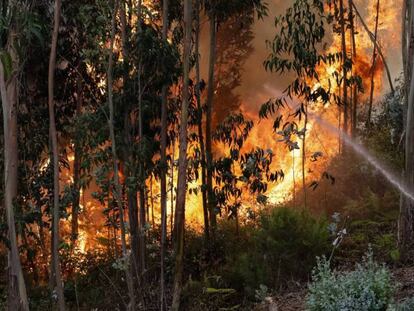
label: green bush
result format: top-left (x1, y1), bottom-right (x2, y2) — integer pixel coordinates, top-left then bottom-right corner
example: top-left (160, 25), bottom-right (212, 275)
top-left (227, 207), bottom-right (330, 295)
top-left (307, 251), bottom-right (394, 311)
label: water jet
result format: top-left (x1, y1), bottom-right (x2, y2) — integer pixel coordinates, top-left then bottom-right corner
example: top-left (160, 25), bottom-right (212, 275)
top-left (310, 113), bottom-right (414, 202)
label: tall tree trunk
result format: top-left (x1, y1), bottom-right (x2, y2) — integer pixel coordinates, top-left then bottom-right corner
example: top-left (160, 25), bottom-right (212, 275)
top-left (107, 1), bottom-right (136, 309)
top-left (48, 0), bottom-right (65, 309)
top-left (400, 58), bottom-right (414, 259)
top-left (302, 104), bottom-right (308, 208)
top-left (171, 0), bottom-right (192, 309)
top-left (292, 152), bottom-right (296, 207)
top-left (170, 140), bottom-right (175, 236)
top-left (403, 0), bottom-right (408, 84)
top-left (127, 188), bottom-right (139, 274)
top-left (71, 66), bottom-right (83, 244)
top-left (137, 0), bottom-right (146, 277)
top-left (367, 0), bottom-right (380, 128)
top-left (351, 2), bottom-right (395, 94)
top-left (150, 175), bottom-right (155, 228)
top-left (338, 100), bottom-right (342, 154)
top-left (402, 0), bottom-right (411, 134)
top-left (160, 0), bottom-right (169, 296)
top-left (339, 0), bottom-right (349, 136)
top-left (120, 0), bottom-right (140, 278)
top-left (399, 0), bottom-right (414, 259)
top-left (0, 30), bottom-right (29, 311)
top-left (349, 0), bottom-right (358, 137)
top-left (206, 13), bottom-right (217, 232)
top-left (195, 0), bottom-right (210, 242)
top-left (145, 184), bottom-right (150, 225)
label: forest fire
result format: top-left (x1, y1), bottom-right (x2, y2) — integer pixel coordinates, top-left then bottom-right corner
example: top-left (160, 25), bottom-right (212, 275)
top-left (2, 0), bottom-right (411, 310)
top-left (61, 0), bottom-right (402, 251)
top-left (260, 0), bottom-right (400, 207)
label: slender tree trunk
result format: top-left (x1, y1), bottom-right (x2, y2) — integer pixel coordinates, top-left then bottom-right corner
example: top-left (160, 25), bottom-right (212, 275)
top-left (127, 189), bottom-right (139, 274)
top-left (150, 176), bottom-right (154, 228)
top-left (402, 0), bottom-right (411, 134)
top-left (302, 104), bottom-right (308, 208)
top-left (107, 1), bottom-right (136, 309)
top-left (402, 0), bottom-right (408, 85)
top-left (138, 55), bottom-right (146, 282)
top-left (160, 0), bottom-right (169, 305)
top-left (120, 0), bottom-right (140, 278)
top-left (195, 0), bottom-right (210, 242)
top-left (338, 96), bottom-right (342, 154)
top-left (352, 2), bottom-right (395, 94)
top-left (71, 67), bottom-right (83, 244)
top-left (0, 30), bottom-right (29, 311)
top-left (349, 0), bottom-right (358, 137)
top-left (171, 0), bottom-right (192, 309)
top-left (206, 13), bottom-right (217, 233)
top-left (292, 152), bottom-right (296, 207)
top-left (367, 0), bottom-right (380, 127)
top-left (399, 1), bottom-right (414, 260)
top-left (38, 214), bottom-right (49, 280)
top-left (170, 140), bottom-right (175, 237)
top-left (138, 182), bottom-right (146, 276)
top-left (48, 0), bottom-right (65, 308)
top-left (339, 0), bottom-right (349, 136)
top-left (399, 57), bottom-right (414, 259)
top-left (145, 186), bottom-right (150, 225)
top-left (137, 0), bottom-right (146, 277)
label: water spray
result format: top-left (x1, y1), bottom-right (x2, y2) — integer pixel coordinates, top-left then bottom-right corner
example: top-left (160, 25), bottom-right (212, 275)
top-left (310, 113), bottom-right (414, 202)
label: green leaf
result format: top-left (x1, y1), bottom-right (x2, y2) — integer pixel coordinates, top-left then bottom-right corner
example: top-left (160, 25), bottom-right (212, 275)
top-left (205, 288), bottom-right (236, 294)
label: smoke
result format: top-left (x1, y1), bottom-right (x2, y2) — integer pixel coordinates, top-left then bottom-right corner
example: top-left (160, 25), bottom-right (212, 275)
top-left (311, 113), bottom-right (414, 202)
top-left (238, 1), bottom-right (294, 109)
top-left (236, 0), bottom-right (402, 115)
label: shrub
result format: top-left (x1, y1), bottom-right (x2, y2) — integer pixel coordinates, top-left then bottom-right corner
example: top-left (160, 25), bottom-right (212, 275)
top-left (227, 207), bottom-right (330, 295)
top-left (307, 251), bottom-right (394, 311)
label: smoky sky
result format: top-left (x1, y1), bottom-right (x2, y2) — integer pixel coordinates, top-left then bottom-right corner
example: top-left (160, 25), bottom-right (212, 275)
top-left (199, 0), bottom-right (402, 117)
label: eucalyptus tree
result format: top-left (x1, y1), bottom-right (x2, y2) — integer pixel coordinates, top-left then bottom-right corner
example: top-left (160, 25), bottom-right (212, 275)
top-left (106, 0), bottom-right (136, 308)
top-left (62, 0), bottom-right (120, 258)
top-left (338, 0), bottom-right (349, 135)
top-left (118, 0), bottom-right (142, 278)
top-left (114, 1), bottom-right (180, 279)
top-left (160, 0), bottom-right (169, 308)
top-left (350, 2), bottom-right (394, 94)
top-left (9, 0), bottom-right (86, 287)
top-left (205, 0), bottom-right (218, 233)
top-left (48, 0), bottom-right (66, 308)
top-left (0, 1), bottom-right (29, 308)
top-left (399, 0), bottom-right (414, 259)
top-left (348, 0), bottom-right (358, 136)
top-left (213, 113), bottom-right (283, 233)
top-left (203, 0), bottom-right (267, 236)
top-left (194, 0), bottom-right (210, 242)
top-left (213, 114), bottom-right (253, 229)
top-left (172, 0), bottom-right (192, 309)
top-left (367, 0), bottom-right (381, 127)
top-left (63, 0), bottom-right (100, 245)
top-left (261, 0), bottom-right (345, 207)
